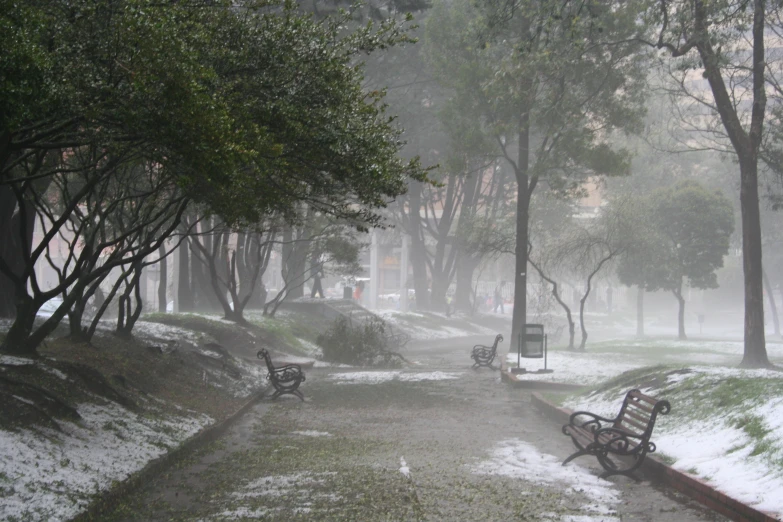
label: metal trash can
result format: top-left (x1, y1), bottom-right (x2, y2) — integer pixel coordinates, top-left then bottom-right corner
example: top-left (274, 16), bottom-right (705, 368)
top-left (513, 323), bottom-right (552, 373)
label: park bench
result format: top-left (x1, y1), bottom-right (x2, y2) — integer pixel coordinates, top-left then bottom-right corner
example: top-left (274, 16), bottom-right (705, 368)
top-left (561, 388), bottom-right (671, 479)
top-left (470, 334), bottom-right (503, 369)
top-left (256, 348), bottom-right (306, 401)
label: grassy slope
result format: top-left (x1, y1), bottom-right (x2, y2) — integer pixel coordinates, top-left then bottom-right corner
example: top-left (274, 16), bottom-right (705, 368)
top-left (558, 364), bottom-right (783, 474)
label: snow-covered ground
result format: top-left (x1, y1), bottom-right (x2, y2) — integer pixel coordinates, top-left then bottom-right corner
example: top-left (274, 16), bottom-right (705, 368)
top-left (328, 370), bottom-right (464, 385)
top-left (506, 337), bottom-right (783, 384)
top-left (379, 310), bottom-right (498, 341)
top-left (216, 472), bottom-right (341, 520)
top-left (0, 318), bottom-right (261, 522)
top-left (473, 439), bottom-right (620, 521)
top-left (519, 340), bottom-right (783, 518)
top-left (0, 397), bottom-right (212, 521)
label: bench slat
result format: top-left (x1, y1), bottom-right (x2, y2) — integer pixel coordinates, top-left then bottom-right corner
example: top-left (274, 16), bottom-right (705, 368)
top-left (622, 407), bottom-right (651, 425)
top-left (568, 425), bottom-right (640, 452)
top-left (629, 390), bottom-right (659, 405)
top-left (617, 416), bottom-right (648, 434)
top-left (627, 400), bottom-right (655, 414)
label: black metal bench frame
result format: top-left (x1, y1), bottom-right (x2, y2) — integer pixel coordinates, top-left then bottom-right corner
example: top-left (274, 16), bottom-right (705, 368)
top-left (562, 388), bottom-right (670, 479)
top-left (470, 334), bottom-right (503, 369)
top-left (257, 348), bottom-right (306, 401)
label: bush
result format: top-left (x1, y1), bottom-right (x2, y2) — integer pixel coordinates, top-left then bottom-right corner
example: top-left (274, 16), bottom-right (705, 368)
top-left (317, 316), bottom-right (402, 368)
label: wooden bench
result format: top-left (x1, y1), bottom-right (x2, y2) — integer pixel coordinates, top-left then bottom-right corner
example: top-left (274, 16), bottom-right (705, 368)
top-left (561, 388), bottom-right (670, 479)
top-left (470, 334), bottom-right (503, 369)
top-left (257, 348), bottom-right (306, 401)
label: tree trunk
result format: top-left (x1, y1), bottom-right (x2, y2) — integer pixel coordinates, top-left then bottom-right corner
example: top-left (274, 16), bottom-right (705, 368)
top-left (190, 226), bottom-right (222, 313)
top-left (408, 181), bottom-right (430, 310)
top-left (281, 225), bottom-right (310, 300)
top-left (527, 255), bottom-right (575, 349)
top-left (636, 286), bottom-right (644, 337)
top-left (158, 243), bottom-right (167, 313)
top-left (454, 255), bottom-right (478, 313)
top-left (1, 295), bottom-right (43, 356)
top-left (762, 269), bottom-right (780, 338)
top-left (673, 282), bottom-right (687, 340)
top-left (511, 106), bottom-right (532, 346)
top-left (178, 236), bottom-right (192, 312)
top-left (0, 187), bottom-right (35, 319)
top-left (738, 159), bottom-right (769, 366)
top-left (578, 293), bottom-right (588, 351)
top-left (67, 285), bottom-right (87, 341)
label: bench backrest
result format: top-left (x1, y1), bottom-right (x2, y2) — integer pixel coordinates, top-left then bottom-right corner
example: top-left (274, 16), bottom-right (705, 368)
top-left (257, 348), bottom-right (275, 372)
top-left (613, 389), bottom-right (671, 440)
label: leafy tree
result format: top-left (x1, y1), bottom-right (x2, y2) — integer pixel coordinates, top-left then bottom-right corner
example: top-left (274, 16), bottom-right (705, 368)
top-left (0, 0), bottom-right (428, 355)
top-left (425, 0), bottom-right (648, 344)
top-left (640, 181), bottom-right (734, 339)
top-left (637, 0), bottom-right (777, 366)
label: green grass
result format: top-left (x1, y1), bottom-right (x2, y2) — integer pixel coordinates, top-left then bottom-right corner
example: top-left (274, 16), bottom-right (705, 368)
top-left (731, 415), bottom-right (770, 439)
top-left (249, 314), bottom-right (314, 356)
top-left (655, 453), bottom-right (677, 465)
top-left (563, 363), bottom-right (783, 473)
top-left (142, 311), bottom-right (324, 357)
top-left (141, 312), bottom-right (236, 338)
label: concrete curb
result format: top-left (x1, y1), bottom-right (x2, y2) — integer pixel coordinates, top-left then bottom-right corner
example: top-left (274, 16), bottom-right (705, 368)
top-left (530, 392), bottom-right (781, 522)
top-left (70, 388), bottom-right (268, 522)
top-left (500, 369), bottom-right (586, 391)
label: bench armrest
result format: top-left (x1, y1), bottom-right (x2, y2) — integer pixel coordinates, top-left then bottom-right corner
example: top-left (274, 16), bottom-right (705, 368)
top-left (270, 363), bottom-right (302, 372)
top-left (593, 426), bottom-right (649, 455)
top-left (568, 410), bottom-right (616, 430)
top-left (269, 365), bottom-right (305, 381)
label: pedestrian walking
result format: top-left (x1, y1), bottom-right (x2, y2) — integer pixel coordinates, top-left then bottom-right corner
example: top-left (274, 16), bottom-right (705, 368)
top-left (493, 283), bottom-right (504, 314)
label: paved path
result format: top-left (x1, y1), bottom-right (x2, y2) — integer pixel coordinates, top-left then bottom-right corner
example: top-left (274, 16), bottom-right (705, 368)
top-left (107, 337), bottom-right (727, 521)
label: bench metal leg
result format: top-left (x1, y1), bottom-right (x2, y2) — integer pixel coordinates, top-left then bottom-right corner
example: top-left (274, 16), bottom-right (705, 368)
top-left (562, 448), bottom-right (591, 466)
top-left (268, 386), bottom-right (304, 401)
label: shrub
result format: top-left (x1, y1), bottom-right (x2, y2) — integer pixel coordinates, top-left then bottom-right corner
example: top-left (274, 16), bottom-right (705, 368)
top-left (317, 316), bottom-right (402, 368)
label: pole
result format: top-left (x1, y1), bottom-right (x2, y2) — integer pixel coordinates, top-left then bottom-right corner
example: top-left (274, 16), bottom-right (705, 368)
top-left (400, 234), bottom-right (409, 312)
top-left (369, 230), bottom-right (379, 309)
top-left (544, 334), bottom-right (548, 370)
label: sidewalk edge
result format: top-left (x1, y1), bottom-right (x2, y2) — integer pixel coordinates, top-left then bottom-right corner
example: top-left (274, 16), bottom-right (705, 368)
top-left (501, 368), bottom-right (586, 391)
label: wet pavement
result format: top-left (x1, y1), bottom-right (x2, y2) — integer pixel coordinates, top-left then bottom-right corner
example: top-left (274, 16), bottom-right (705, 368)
top-left (106, 336), bottom-right (727, 521)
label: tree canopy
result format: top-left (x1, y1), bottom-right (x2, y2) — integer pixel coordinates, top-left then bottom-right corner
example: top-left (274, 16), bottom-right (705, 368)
top-left (0, 0), bottom-right (429, 355)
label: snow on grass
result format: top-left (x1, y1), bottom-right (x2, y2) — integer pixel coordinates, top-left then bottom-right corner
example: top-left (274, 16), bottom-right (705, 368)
top-left (328, 370), bottom-right (463, 385)
top-left (39, 364), bottom-right (68, 380)
top-left (132, 320), bottom-right (206, 345)
top-left (506, 350), bottom-right (640, 385)
top-left (216, 506), bottom-right (273, 519)
top-left (1, 356), bottom-right (69, 381)
top-left (472, 439), bottom-right (620, 521)
top-left (562, 365), bottom-right (783, 518)
top-left (399, 457), bottom-right (410, 478)
top-left (0, 355), bottom-right (35, 366)
top-left (231, 472), bottom-right (337, 499)
top-left (213, 472), bottom-right (342, 520)
top-left (378, 310), bottom-right (496, 341)
top-left (0, 400), bottom-right (212, 522)
top-left (292, 430), bottom-right (332, 437)
top-left (295, 337), bottom-right (323, 358)
top-left (227, 356), bottom-right (269, 398)
top-left (507, 337), bottom-right (783, 385)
